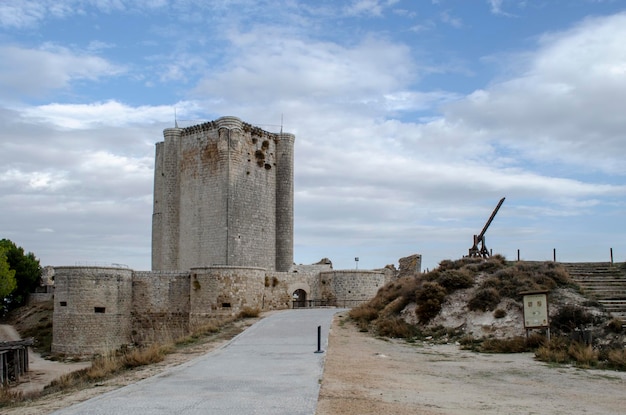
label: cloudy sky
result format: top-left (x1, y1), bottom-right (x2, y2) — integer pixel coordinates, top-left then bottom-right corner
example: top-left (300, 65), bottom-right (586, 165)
top-left (1, 0), bottom-right (625, 272)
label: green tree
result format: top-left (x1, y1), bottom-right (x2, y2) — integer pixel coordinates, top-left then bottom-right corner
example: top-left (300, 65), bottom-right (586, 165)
top-left (0, 247), bottom-right (17, 300)
top-left (0, 239), bottom-right (41, 310)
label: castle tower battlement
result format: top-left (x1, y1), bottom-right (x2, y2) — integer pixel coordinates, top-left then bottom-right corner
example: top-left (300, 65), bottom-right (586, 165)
top-left (152, 116), bottom-right (295, 272)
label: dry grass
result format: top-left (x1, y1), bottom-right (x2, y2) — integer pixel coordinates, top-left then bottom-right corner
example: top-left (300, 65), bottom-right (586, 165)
top-left (0, 388), bottom-right (25, 407)
top-left (238, 307), bottom-right (261, 319)
top-left (374, 316), bottom-right (416, 339)
top-left (567, 342), bottom-right (598, 368)
top-left (462, 333), bottom-right (547, 353)
top-left (535, 337), bottom-right (604, 368)
top-left (606, 349), bottom-right (626, 370)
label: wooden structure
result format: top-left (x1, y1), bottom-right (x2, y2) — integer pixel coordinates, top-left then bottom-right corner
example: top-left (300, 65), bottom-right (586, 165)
top-left (468, 197), bottom-right (505, 258)
top-left (0, 338), bottom-right (33, 386)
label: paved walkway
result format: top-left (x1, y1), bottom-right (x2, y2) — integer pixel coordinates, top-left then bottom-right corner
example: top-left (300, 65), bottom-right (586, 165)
top-left (50, 308), bottom-right (342, 415)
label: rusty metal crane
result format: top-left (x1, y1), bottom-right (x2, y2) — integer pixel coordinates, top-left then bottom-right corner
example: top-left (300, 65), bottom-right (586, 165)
top-left (468, 197), bottom-right (505, 258)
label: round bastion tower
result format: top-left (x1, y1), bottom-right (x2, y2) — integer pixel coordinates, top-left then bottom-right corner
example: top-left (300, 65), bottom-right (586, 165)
top-left (52, 266), bottom-right (133, 356)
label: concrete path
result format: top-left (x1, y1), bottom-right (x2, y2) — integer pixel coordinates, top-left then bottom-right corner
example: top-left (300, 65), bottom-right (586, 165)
top-left (50, 308), bottom-right (342, 415)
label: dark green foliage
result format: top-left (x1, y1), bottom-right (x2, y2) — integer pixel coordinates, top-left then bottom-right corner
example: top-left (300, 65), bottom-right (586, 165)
top-left (474, 261), bottom-right (574, 301)
top-left (605, 318), bottom-right (624, 334)
top-left (0, 247), bottom-right (16, 299)
top-left (551, 305), bottom-right (594, 333)
top-left (432, 269), bottom-right (475, 293)
top-left (0, 239), bottom-right (41, 311)
top-left (415, 282), bottom-right (447, 323)
top-left (463, 333), bottom-right (546, 353)
top-left (468, 288), bottom-right (501, 311)
top-left (493, 308), bottom-right (507, 319)
top-left (374, 317), bottom-right (417, 338)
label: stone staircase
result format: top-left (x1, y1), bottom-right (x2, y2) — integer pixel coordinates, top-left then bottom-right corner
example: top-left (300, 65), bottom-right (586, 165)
top-left (561, 262), bottom-right (626, 323)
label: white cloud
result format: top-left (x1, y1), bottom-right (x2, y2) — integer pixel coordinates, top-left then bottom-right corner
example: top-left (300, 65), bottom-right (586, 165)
top-left (19, 100), bottom-right (197, 129)
top-left (444, 12), bottom-right (626, 175)
top-left (194, 28), bottom-right (417, 108)
top-left (344, 0), bottom-right (399, 16)
top-left (0, 44), bottom-right (125, 98)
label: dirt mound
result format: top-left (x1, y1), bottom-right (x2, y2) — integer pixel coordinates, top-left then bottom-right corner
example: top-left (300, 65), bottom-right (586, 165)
top-left (350, 256), bottom-right (619, 343)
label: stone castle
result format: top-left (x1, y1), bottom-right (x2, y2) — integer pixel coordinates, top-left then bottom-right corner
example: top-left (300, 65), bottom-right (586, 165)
top-left (51, 116), bottom-right (421, 356)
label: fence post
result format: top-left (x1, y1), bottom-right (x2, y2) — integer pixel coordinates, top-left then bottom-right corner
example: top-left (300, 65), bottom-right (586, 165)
top-left (553, 248), bottom-right (556, 262)
top-left (610, 247), bottom-right (614, 264)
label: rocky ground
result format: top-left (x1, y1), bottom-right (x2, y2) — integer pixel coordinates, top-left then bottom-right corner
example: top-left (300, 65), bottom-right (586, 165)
top-left (316, 312), bottom-right (626, 415)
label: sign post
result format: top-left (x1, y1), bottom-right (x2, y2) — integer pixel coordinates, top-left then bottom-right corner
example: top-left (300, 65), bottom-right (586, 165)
top-left (521, 290), bottom-right (550, 341)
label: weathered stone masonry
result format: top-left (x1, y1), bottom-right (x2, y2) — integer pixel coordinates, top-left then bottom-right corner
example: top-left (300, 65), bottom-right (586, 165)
top-left (152, 116), bottom-right (294, 272)
top-left (51, 116), bottom-right (421, 356)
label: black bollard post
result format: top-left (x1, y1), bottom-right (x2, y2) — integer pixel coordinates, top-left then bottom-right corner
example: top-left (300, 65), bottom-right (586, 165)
top-left (314, 325), bottom-right (324, 353)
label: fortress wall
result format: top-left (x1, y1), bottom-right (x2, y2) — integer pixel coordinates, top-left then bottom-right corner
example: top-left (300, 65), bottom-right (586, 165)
top-left (319, 270), bottom-right (386, 307)
top-left (189, 266), bottom-right (265, 328)
top-left (52, 267), bottom-right (133, 356)
top-left (131, 271), bottom-right (191, 345)
top-left (262, 271), bottom-right (316, 309)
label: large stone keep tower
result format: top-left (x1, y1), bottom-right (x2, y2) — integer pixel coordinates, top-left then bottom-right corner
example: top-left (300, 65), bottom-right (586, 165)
top-left (151, 116), bottom-right (295, 272)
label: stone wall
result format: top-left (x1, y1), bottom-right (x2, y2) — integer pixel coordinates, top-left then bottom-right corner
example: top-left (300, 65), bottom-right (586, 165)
top-left (318, 270), bottom-right (386, 307)
top-left (131, 271), bottom-right (190, 345)
top-left (51, 256), bottom-right (410, 356)
top-left (52, 267), bottom-right (133, 356)
top-left (189, 266), bottom-right (265, 328)
top-left (398, 254), bottom-right (422, 277)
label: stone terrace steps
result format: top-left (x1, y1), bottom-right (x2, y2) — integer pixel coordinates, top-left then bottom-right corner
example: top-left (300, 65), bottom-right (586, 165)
top-left (561, 262), bottom-right (626, 323)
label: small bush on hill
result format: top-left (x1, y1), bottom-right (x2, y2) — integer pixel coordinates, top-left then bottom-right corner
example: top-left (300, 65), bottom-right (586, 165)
top-left (551, 305), bottom-right (594, 333)
top-left (493, 308), bottom-right (507, 319)
top-left (607, 349), bottom-right (626, 370)
top-left (375, 316), bottom-right (417, 338)
top-left (426, 268), bottom-right (475, 293)
top-left (415, 282), bottom-right (447, 323)
top-left (605, 318), bottom-right (624, 334)
top-left (468, 287), bottom-right (500, 311)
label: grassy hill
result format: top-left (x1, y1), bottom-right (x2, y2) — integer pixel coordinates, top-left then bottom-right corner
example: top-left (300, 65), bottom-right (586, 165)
top-left (350, 256), bottom-right (626, 369)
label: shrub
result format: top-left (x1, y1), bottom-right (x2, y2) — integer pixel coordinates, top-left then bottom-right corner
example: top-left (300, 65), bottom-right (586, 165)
top-left (375, 317), bottom-right (416, 338)
top-left (435, 268), bottom-right (475, 293)
top-left (415, 282), bottom-right (447, 323)
top-left (493, 308), bottom-right (507, 319)
top-left (0, 387), bottom-right (25, 408)
top-left (605, 318), bottom-right (624, 334)
top-left (567, 342), bottom-right (598, 368)
top-left (121, 344), bottom-right (167, 368)
top-left (238, 306), bottom-right (260, 318)
top-left (535, 345), bottom-right (569, 364)
top-left (480, 336), bottom-right (528, 353)
top-left (535, 337), bottom-right (570, 364)
top-left (551, 305), bottom-right (594, 333)
top-left (349, 304), bottom-right (379, 324)
top-left (607, 349), bottom-right (626, 370)
top-left (468, 288), bottom-right (500, 311)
